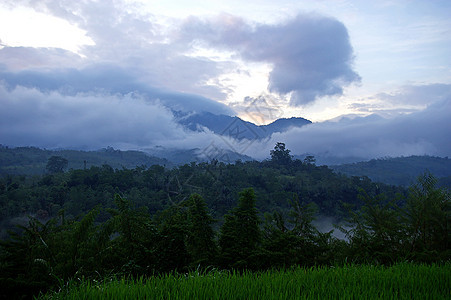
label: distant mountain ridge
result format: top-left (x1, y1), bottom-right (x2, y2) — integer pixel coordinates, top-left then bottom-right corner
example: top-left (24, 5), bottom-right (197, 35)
top-left (0, 146), bottom-right (169, 175)
top-left (331, 156), bottom-right (451, 187)
top-left (0, 145), bottom-right (253, 176)
top-left (176, 111), bottom-right (312, 139)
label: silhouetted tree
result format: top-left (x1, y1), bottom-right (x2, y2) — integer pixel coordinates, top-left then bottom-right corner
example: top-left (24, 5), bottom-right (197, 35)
top-left (270, 142), bottom-right (292, 165)
top-left (46, 156), bottom-right (68, 174)
top-left (405, 173), bottom-right (450, 261)
top-left (219, 188), bottom-right (261, 269)
top-left (303, 155), bottom-right (316, 165)
top-left (185, 194), bottom-right (217, 268)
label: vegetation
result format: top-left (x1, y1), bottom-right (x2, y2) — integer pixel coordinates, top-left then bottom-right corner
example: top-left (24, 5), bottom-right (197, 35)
top-left (45, 156), bottom-right (68, 174)
top-left (40, 263), bottom-right (450, 300)
top-left (0, 145), bottom-right (169, 175)
top-left (0, 143), bottom-right (449, 298)
top-left (332, 155), bottom-right (451, 187)
top-left (0, 146), bottom-right (405, 228)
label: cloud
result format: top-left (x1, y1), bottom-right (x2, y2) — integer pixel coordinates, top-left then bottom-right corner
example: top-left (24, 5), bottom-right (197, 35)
top-left (0, 2), bottom-right (448, 162)
top-left (0, 84), bottom-right (177, 149)
top-left (1, 82), bottom-right (449, 162)
top-left (243, 97), bottom-right (451, 160)
top-left (180, 13), bottom-right (360, 105)
top-left (0, 82), bottom-right (242, 152)
top-left (346, 83), bottom-right (451, 118)
top-left (0, 46), bottom-right (83, 71)
top-left (375, 83), bottom-right (451, 106)
top-left (1, 3), bottom-right (360, 110)
top-left (0, 0), bottom-right (236, 102)
top-left (0, 64), bottom-right (233, 115)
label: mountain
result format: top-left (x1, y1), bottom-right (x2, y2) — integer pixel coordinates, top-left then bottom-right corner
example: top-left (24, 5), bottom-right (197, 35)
top-left (176, 111), bottom-right (311, 139)
top-left (261, 117), bottom-right (312, 135)
top-left (331, 156), bottom-right (451, 187)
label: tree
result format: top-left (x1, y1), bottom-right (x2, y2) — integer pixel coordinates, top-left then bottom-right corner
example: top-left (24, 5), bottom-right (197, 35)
top-left (260, 210), bottom-right (300, 268)
top-left (339, 191), bottom-right (405, 264)
top-left (303, 155), bottom-right (316, 165)
top-left (270, 142), bottom-right (292, 165)
top-left (339, 173), bottom-right (450, 264)
top-left (154, 205), bottom-right (190, 273)
top-left (219, 188), bottom-right (261, 269)
top-left (0, 217), bottom-right (58, 298)
top-left (46, 156), bottom-right (68, 174)
top-left (405, 173), bottom-right (450, 261)
top-left (185, 194), bottom-right (217, 268)
top-left (107, 194), bottom-right (158, 275)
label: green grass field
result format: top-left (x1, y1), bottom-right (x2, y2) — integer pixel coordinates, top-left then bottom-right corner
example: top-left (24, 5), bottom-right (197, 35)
top-left (40, 263), bottom-right (450, 299)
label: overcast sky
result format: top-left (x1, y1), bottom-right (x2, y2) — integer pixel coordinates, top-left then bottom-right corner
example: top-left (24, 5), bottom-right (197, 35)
top-left (0, 0), bottom-right (450, 160)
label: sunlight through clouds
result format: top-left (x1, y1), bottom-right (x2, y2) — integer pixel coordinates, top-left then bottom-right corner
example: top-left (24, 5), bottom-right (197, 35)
top-left (0, 5), bottom-right (94, 54)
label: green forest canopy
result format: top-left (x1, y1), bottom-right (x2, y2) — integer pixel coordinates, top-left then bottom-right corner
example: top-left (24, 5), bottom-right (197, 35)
top-left (0, 143), bottom-right (449, 298)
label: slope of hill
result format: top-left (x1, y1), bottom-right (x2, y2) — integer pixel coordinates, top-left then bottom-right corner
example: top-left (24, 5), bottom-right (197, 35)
top-left (331, 156), bottom-right (451, 187)
top-left (0, 146), bottom-right (170, 175)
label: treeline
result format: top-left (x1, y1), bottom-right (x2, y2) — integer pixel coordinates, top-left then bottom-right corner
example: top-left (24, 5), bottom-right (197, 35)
top-left (1, 174), bottom-right (449, 299)
top-left (332, 155), bottom-right (451, 187)
top-left (0, 145), bottom-right (169, 176)
top-left (0, 154), bottom-right (404, 230)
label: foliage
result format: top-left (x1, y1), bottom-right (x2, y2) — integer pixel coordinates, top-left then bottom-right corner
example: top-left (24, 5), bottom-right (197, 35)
top-left (185, 194), bottom-right (218, 268)
top-left (270, 142), bottom-right (292, 165)
top-left (46, 156), bottom-right (69, 174)
top-left (332, 155), bottom-right (451, 187)
top-left (339, 173), bottom-right (450, 264)
top-left (0, 143), bottom-right (449, 298)
top-left (0, 148), bottom-right (405, 227)
top-left (0, 146), bottom-right (169, 176)
top-left (404, 173), bottom-right (451, 261)
top-left (219, 188), bottom-right (261, 269)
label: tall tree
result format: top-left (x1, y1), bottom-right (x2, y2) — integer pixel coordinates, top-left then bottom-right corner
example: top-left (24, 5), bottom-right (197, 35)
top-left (185, 194), bottom-right (217, 268)
top-left (154, 205), bottom-right (190, 273)
top-left (107, 194), bottom-right (158, 275)
top-left (45, 156), bottom-right (68, 174)
top-left (219, 188), bottom-right (261, 269)
top-left (270, 142), bottom-right (292, 165)
top-left (405, 173), bottom-right (450, 261)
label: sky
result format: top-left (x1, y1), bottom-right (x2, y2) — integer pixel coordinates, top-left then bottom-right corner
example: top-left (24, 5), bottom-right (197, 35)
top-left (0, 0), bottom-right (450, 160)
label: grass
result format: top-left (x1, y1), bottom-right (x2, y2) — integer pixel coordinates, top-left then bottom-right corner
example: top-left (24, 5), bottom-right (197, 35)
top-left (39, 263), bottom-right (450, 299)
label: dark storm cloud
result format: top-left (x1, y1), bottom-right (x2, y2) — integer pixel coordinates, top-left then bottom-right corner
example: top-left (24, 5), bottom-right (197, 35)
top-left (180, 13), bottom-right (360, 105)
top-left (0, 64), bottom-right (233, 115)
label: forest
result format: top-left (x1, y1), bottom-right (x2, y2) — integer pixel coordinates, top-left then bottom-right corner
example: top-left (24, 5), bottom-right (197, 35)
top-left (0, 143), bottom-right (449, 298)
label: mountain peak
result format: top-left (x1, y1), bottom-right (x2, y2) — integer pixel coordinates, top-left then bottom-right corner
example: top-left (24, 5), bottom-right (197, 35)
top-left (176, 112), bottom-right (312, 139)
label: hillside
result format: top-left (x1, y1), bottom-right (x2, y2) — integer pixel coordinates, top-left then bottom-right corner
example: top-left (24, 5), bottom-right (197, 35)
top-left (0, 145), bottom-right (170, 175)
top-left (331, 156), bottom-right (451, 187)
top-left (1, 146), bottom-right (448, 299)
